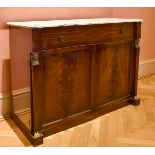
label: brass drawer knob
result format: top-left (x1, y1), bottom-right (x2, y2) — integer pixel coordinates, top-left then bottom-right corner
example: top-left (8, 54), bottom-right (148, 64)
top-left (120, 28), bottom-right (126, 34)
top-left (58, 36), bottom-right (65, 42)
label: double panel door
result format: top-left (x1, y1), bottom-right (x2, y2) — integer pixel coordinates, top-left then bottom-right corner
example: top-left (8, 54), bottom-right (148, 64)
top-left (31, 41), bottom-right (132, 132)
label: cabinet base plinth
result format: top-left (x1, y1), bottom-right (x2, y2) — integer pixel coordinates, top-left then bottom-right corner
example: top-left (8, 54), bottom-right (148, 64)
top-left (11, 113), bottom-right (43, 146)
top-left (12, 96), bottom-right (139, 146)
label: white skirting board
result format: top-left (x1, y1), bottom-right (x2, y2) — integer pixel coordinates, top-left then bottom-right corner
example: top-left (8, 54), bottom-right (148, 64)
top-left (138, 58), bottom-right (155, 78)
top-left (0, 88), bottom-right (30, 121)
top-left (0, 93), bottom-right (11, 121)
top-left (0, 58), bottom-right (155, 121)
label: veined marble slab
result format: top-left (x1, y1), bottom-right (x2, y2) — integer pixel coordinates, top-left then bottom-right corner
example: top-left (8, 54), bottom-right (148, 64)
top-left (7, 18), bottom-right (143, 28)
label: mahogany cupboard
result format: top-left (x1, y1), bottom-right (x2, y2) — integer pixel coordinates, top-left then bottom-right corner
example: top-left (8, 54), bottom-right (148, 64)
top-left (8, 18), bottom-right (142, 146)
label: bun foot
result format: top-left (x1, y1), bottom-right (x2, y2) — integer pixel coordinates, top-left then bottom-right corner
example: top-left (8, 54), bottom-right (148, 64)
top-left (129, 96), bottom-right (140, 106)
top-left (32, 132), bottom-right (43, 146)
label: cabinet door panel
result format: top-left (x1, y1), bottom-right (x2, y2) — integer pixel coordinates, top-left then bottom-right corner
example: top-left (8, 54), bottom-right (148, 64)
top-left (33, 47), bottom-right (91, 124)
top-left (96, 43), bottom-right (131, 106)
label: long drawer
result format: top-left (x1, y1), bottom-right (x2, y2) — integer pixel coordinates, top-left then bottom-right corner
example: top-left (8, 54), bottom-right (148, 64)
top-left (32, 23), bottom-right (134, 50)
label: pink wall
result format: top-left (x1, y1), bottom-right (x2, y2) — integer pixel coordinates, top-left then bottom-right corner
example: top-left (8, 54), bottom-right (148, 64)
top-left (0, 7), bottom-right (155, 94)
top-left (0, 7), bottom-right (113, 93)
top-left (0, 8), bottom-right (113, 28)
top-left (113, 8), bottom-right (155, 61)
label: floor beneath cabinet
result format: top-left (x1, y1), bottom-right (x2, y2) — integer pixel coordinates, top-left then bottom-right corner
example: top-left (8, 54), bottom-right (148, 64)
top-left (0, 75), bottom-right (155, 147)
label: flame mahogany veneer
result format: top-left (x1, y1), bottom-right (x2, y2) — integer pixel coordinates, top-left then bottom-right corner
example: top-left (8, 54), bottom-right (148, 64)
top-left (8, 18), bottom-right (142, 146)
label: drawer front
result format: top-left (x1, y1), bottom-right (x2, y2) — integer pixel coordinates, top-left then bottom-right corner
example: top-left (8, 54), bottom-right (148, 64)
top-left (40, 23), bottom-right (134, 49)
top-left (109, 23), bottom-right (134, 41)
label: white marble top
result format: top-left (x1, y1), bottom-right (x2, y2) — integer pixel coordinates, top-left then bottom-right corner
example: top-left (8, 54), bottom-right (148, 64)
top-left (7, 18), bottom-right (143, 28)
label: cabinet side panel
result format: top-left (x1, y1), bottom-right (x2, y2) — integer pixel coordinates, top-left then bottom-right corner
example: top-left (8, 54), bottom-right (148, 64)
top-left (10, 27), bottom-right (32, 131)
